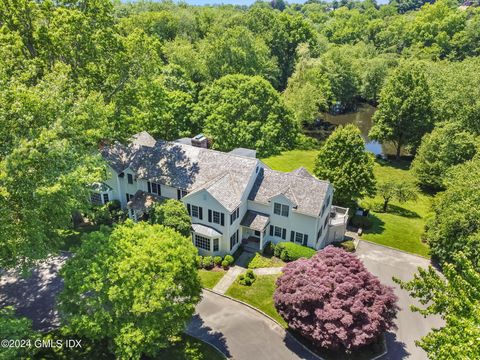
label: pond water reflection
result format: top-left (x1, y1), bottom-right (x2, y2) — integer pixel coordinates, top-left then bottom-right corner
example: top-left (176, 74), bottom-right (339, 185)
top-left (322, 104), bottom-right (403, 156)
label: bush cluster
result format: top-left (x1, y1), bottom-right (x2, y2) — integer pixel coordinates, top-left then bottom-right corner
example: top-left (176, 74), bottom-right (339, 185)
top-left (238, 269), bottom-right (256, 286)
top-left (262, 241), bottom-right (275, 256)
top-left (89, 200), bottom-right (126, 226)
top-left (274, 246), bottom-right (398, 351)
top-left (274, 242), bottom-right (316, 262)
top-left (333, 240), bottom-right (356, 252)
top-left (196, 254), bottom-right (234, 270)
top-left (350, 215), bottom-right (372, 229)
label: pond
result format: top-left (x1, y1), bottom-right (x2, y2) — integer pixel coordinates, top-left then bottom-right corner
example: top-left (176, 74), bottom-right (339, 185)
top-left (308, 104), bottom-right (404, 157)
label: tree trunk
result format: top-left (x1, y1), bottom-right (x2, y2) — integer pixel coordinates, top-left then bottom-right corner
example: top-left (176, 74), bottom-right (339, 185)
top-left (395, 143), bottom-right (401, 161)
top-left (383, 199), bottom-right (389, 213)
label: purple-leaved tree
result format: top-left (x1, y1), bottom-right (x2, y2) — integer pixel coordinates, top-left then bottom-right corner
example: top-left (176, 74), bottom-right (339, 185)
top-left (274, 246), bottom-right (398, 350)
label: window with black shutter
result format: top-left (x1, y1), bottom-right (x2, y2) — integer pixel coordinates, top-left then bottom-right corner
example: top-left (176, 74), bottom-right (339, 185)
top-left (177, 189), bottom-right (181, 200)
top-left (147, 182), bottom-right (151, 193)
top-left (199, 207), bottom-right (203, 220)
top-left (103, 193), bottom-right (109, 204)
top-left (290, 231), bottom-right (294, 242)
top-left (269, 225), bottom-right (273, 236)
top-left (208, 210), bottom-right (212, 222)
top-left (220, 213), bottom-right (224, 226)
top-left (127, 174), bottom-right (133, 184)
top-left (282, 228), bottom-right (286, 240)
top-left (187, 204), bottom-right (191, 215)
top-left (303, 234), bottom-right (308, 246)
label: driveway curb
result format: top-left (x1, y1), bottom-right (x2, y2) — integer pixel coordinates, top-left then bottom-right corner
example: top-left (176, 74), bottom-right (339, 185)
top-left (202, 288), bottom-right (388, 360)
top-left (184, 329), bottom-right (231, 359)
top-left (358, 239), bottom-right (431, 260)
top-left (203, 288), bottom-right (325, 360)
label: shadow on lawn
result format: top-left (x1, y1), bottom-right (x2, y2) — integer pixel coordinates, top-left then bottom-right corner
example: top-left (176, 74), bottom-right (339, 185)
top-left (375, 158), bottom-right (412, 171)
top-left (383, 204), bottom-right (420, 219)
top-left (362, 213), bottom-right (386, 235)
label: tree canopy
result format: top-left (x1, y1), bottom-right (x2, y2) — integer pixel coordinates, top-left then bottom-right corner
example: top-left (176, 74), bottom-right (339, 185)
top-left (194, 74), bottom-right (298, 157)
top-left (314, 124), bottom-right (376, 207)
top-left (149, 199), bottom-right (192, 237)
top-left (59, 221), bottom-right (201, 359)
top-left (395, 252), bottom-right (480, 359)
top-left (411, 123), bottom-right (478, 190)
top-left (425, 157), bottom-right (480, 268)
top-left (369, 61), bottom-right (434, 159)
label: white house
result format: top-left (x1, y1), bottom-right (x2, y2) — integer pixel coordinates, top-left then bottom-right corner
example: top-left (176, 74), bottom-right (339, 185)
top-left (96, 131), bottom-right (348, 256)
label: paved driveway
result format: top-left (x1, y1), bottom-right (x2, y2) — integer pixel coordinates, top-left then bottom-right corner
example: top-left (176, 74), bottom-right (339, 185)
top-left (356, 241), bottom-right (444, 360)
top-left (187, 290), bottom-right (317, 360)
top-left (0, 253), bottom-right (70, 331)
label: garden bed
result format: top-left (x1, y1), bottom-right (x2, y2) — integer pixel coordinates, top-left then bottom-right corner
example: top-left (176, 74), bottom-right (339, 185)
top-left (247, 253), bottom-right (285, 269)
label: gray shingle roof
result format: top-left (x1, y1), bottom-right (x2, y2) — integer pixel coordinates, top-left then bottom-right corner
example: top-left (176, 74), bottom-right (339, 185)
top-left (248, 168), bottom-right (330, 217)
top-left (240, 211), bottom-right (270, 231)
top-left (229, 148), bottom-right (257, 158)
top-left (127, 190), bottom-right (162, 212)
top-left (192, 223), bottom-right (222, 237)
top-left (101, 133), bottom-right (258, 212)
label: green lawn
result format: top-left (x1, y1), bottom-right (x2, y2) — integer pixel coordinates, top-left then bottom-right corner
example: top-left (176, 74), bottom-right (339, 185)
top-left (263, 150), bottom-right (432, 257)
top-left (198, 269), bottom-right (225, 289)
top-left (225, 274), bottom-right (287, 327)
top-left (261, 149), bottom-right (318, 173)
top-left (360, 159), bottom-right (431, 257)
top-left (247, 253), bottom-right (286, 269)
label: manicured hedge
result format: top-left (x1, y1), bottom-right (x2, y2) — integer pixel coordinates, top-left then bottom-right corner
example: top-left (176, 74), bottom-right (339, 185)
top-left (274, 242), bottom-right (316, 261)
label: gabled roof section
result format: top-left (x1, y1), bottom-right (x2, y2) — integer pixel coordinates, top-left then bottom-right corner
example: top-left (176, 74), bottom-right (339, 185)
top-left (248, 168), bottom-right (330, 217)
top-left (131, 131), bottom-right (156, 148)
top-left (101, 132), bottom-right (258, 213)
top-left (292, 167), bottom-right (316, 179)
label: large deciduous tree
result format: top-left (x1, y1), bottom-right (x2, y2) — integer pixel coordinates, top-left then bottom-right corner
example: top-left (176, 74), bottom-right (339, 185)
top-left (395, 252), bottom-right (480, 359)
top-left (149, 199), bottom-right (192, 237)
top-left (411, 123), bottom-right (477, 190)
top-left (369, 61), bottom-right (434, 159)
top-left (194, 74), bottom-right (298, 157)
top-left (425, 157), bottom-right (480, 268)
top-left (314, 124), bottom-right (376, 207)
top-left (0, 306), bottom-right (39, 359)
top-left (0, 130), bottom-right (103, 269)
top-left (201, 26), bottom-right (278, 86)
top-left (377, 180), bottom-right (418, 213)
top-left (274, 246), bottom-right (398, 350)
top-left (59, 221), bottom-right (201, 360)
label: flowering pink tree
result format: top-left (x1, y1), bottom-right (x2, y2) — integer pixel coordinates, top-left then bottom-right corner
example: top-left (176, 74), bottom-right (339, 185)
top-left (274, 246), bottom-right (398, 350)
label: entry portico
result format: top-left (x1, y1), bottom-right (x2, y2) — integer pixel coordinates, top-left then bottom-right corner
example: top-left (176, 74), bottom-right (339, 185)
top-left (240, 210), bottom-right (270, 250)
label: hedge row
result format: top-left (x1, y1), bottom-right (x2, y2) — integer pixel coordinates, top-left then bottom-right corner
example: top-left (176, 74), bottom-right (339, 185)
top-left (265, 241), bottom-right (316, 262)
top-left (196, 254), bottom-right (234, 270)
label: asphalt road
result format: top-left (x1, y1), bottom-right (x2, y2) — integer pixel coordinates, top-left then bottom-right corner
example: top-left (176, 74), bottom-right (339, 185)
top-left (0, 253), bottom-right (70, 332)
top-left (187, 290), bottom-right (318, 360)
top-left (356, 241), bottom-right (444, 360)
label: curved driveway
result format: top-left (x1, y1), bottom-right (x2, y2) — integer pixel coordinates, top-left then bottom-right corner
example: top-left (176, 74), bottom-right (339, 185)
top-left (356, 241), bottom-right (444, 360)
top-left (187, 290), bottom-right (317, 360)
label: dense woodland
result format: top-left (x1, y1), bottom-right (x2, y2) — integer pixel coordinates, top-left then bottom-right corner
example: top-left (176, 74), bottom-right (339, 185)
top-left (0, 0), bottom-right (479, 359)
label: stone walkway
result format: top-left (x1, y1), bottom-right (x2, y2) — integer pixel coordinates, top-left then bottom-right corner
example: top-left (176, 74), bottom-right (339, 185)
top-left (212, 266), bottom-right (245, 294)
top-left (212, 256), bottom-right (284, 294)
